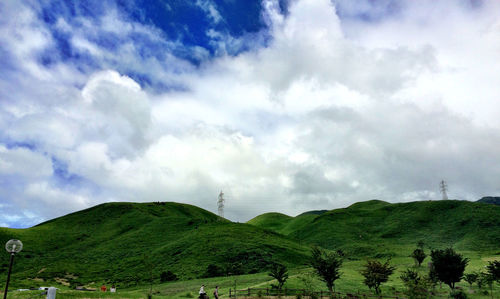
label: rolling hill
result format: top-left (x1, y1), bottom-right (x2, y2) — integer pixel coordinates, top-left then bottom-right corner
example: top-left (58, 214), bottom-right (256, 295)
top-left (248, 200), bottom-right (500, 258)
top-left (0, 202), bottom-right (310, 288)
top-left (1, 199), bottom-right (499, 290)
top-left (478, 196), bottom-right (500, 205)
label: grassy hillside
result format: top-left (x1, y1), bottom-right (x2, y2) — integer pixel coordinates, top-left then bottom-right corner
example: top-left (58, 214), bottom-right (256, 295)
top-left (2, 199), bottom-right (498, 293)
top-left (0, 202), bottom-right (311, 289)
top-left (478, 196), bottom-right (500, 205)
top-left (248, 212), bottom-right (319, 236)
top-left (249, 200), bottom-right (500, 258)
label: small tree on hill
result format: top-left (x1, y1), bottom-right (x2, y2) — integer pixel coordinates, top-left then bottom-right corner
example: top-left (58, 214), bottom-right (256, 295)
top-left (428, 263), bottom-right (439, 290)
top-left (205, 264), bottom-right (224, 278)
top-left (160, 270), bottom-right (178, 282)
top-left (310, 246), bottom-right (343, 294)
top-left (417, 240), bottom-right (425, 249)
top-left (360, 260), bottom-right (395, 295)
top-left (400, 268), bottom-right (432, 299)
top-left (411, 248), bottom-right (427, 267)
top-left (486, 260), bottom-right (500, 283)
top-left (463, 273), bottom-right (478, 288)
top-left (268, 263), bottom-right (289, 291)
top-left (430, 248), bottom-right (468, 289)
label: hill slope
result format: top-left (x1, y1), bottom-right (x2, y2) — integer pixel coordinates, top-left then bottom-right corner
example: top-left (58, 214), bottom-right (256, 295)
top-left (478, 196), bottom-right (500, 205)
top-left (0, 202), bottom-right (310, 288)
top-left (249, 200), bottom-right (500, 258)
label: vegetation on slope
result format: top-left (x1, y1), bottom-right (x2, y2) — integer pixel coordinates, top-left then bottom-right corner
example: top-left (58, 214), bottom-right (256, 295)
top-left (477, 196), bottom-right (500, 206)
top-left (248, 200), bottom-right (500, 258)
top-left (0, 202), bottom-right (310, 288)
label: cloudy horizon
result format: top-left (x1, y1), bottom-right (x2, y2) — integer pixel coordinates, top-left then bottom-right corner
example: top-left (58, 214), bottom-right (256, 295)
top-left (1, 0), bottom-right (500, 228)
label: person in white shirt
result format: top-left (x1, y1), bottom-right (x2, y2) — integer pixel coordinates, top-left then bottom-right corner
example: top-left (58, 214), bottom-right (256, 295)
top-left (199, 285), bottom-right (206, 298)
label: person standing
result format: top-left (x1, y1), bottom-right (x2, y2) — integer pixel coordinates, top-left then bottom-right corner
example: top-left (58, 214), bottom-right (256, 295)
top-left (213, 286), bottom-right (219, 299)
top-left (199, 284), bottom-right (206, 298)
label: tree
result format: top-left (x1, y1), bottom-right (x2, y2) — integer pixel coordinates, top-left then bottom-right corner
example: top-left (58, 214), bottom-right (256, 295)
top-left (298, 272), bottom-right (316, 298)
top-left (477, 272), bottom-right (492, 289)
top-left (160, 271), bottom-right (178, 282)
top-left (430, 248), bottom-right (468, 289)
top-left (463, 273), bottom-right (478, 287)
top-left (400, 268), bottom-right (432, 299)
top-left (417, 240), bottom-right (425, 249)
top-left (428, 263), bottom-right (439, 290)
top-left (205, 264), bottom-right (224, 278)
top-left (411, 248), bottom-right (427, 267)
top-left (268, 263), bottom-right (289, 290)
top-left (360, 260), bottom-right (395, 295)
top-left (310, 246), bottom-right (343, 294)
top-left (477, 272), bottom-right (495, 299)
top-left (486, 260), bottom-right (500, 283)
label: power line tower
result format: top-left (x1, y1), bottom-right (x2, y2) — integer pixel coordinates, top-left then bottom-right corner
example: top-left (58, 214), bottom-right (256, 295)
top-left (217, 190), bottom-right (225, 219)
top-left (439, 180), bottom-right (448, 200)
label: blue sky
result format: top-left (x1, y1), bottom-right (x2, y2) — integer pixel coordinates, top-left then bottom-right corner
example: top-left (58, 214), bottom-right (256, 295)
top-left (1, 0), bottom-right (500, 228)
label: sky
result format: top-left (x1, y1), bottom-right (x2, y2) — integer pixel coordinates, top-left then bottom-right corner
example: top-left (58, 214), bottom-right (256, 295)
top-left (1, 0), bottom-right (500, 228)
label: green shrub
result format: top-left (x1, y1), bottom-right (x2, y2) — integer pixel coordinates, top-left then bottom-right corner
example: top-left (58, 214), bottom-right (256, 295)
top-left (160, 270), bottom-right (178, 282)
top-left (450, 289), bottom-right (467, 299)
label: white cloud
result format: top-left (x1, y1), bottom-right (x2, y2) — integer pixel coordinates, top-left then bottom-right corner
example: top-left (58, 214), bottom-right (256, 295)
top-left (196, 0), bottom-right (223, 24)
top-left (0, 146), bottom-right (53, 178)
top-left (1, 0), bottom-right (500, 227)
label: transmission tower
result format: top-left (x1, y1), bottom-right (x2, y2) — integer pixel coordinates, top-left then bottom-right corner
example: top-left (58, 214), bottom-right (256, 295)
top-left (439, 180), bottom-right (448, 200)
top-left (217, 190), bottom-right (225, 219)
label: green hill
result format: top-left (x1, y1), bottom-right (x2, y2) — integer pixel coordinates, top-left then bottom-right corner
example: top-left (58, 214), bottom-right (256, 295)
top-left (0, 202), bottom-right (310, 288)
top-left (248, 212), bottom-right (319, 236)
top-left (2, 199), bottom-right (499, 291)
top-left (248, 200), bottom-right (500, 258)
top-left (478, 196), bottom-right (500, 205)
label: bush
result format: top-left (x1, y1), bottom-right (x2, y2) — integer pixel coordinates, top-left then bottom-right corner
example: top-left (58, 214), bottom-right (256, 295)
top-left (486, 260), bottom-right (500, 282)
top-left (160, 270), bottom-right (178, 282)
top-left (450, 289), bottom-right (467, 299)
top-left (205, 264), bottom-right (224, 278)
top-left (400, 268), bottom-right (432, 299)
top-left (463, 273), bottom-right (478, 287)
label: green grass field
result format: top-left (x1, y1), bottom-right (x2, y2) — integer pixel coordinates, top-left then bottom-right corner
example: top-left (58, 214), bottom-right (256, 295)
top-left (6, 255), bottom-right (500, 298)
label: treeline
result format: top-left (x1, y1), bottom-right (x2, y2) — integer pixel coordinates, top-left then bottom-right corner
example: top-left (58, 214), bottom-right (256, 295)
top-left (265, 242), bottom-right (499, 299)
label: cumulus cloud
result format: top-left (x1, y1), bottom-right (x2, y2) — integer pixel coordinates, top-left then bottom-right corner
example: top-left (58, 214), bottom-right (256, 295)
top-left (0, 146), bottom-right (53, 178)
top-left (1, 0), bottom-right (500, 227)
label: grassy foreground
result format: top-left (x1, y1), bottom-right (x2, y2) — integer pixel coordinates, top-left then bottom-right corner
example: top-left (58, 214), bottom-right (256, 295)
top-left (6, 252), bottom-right (500, 298)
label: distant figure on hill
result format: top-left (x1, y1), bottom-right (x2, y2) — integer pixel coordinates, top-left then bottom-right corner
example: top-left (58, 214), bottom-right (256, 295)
top-left (110, 285), bottom-right (116, 293)
top-left (199, 284), bottom-right (208, 299)
top-left (213, 286), bottom-right (219, 299)
top-left (100, 285), bottom-right (106, 292)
